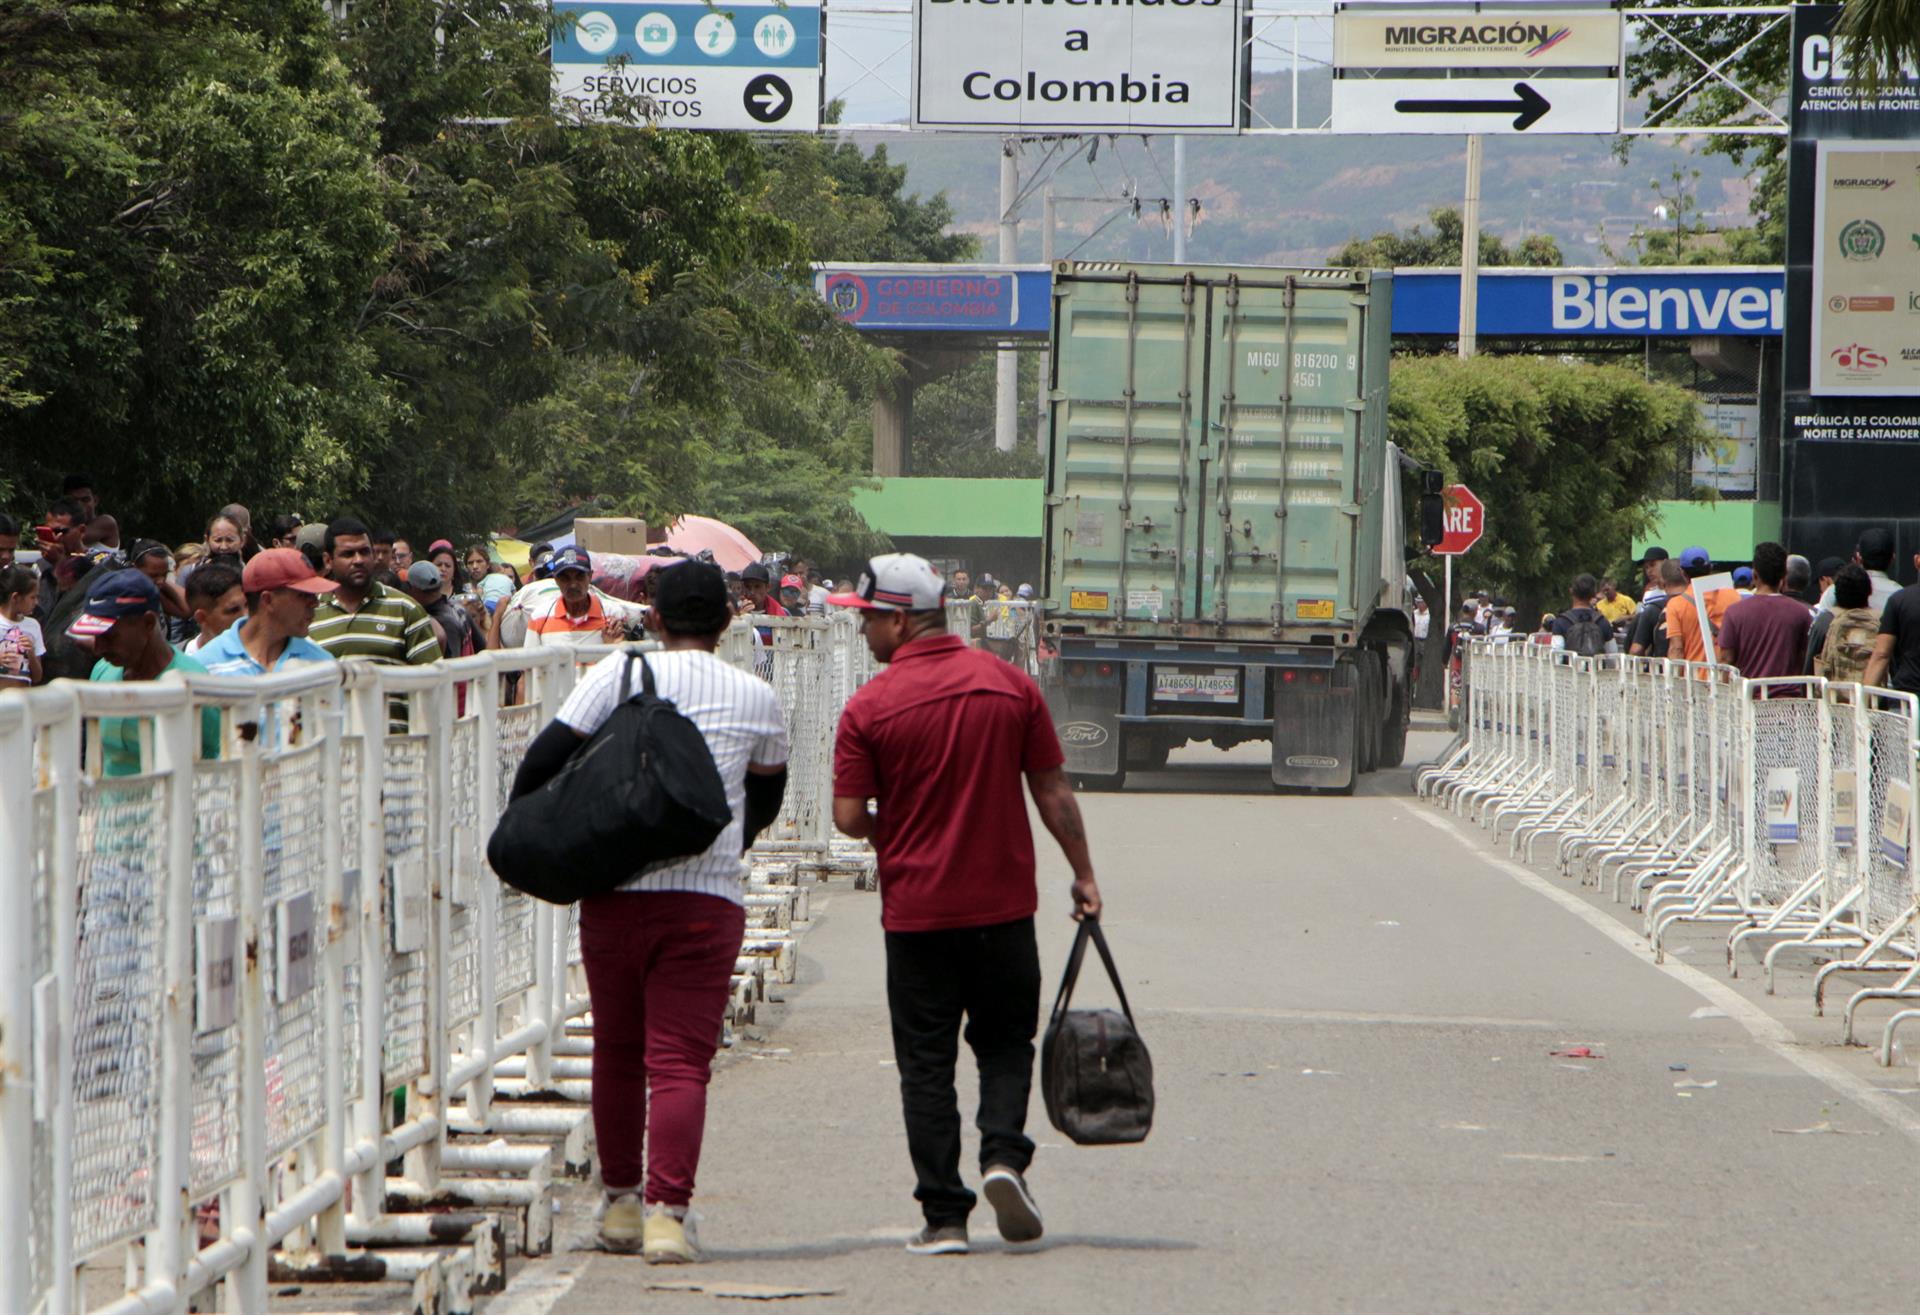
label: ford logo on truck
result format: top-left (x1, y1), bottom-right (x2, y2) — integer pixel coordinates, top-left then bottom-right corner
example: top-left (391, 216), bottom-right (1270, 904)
top-left (1058, 722), bottom-right (1110, 748)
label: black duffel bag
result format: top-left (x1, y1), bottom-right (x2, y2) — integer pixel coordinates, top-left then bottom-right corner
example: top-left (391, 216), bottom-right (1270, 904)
top-left (1041, 919), bottom-right (1154, 1145)
top-left (487, 649), bottom-right (733, 904)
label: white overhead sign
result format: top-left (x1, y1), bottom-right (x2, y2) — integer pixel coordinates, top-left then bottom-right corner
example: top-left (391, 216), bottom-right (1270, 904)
top-left (912, 0), bottom-right (1244, 133)
top-left (1332, 77), bottom-right (1619, 134)
top-left (1334, 7), bottom-right (1620, 69)
top-left (552, 0), bottom-right (822, 132)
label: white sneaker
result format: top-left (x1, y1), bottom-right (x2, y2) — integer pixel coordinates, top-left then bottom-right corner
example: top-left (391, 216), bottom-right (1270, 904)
top-left (643, 1202), bottom-right (701, 1264)
top-left (905, 1223), bottom-right (969, 1256)
top-left (982, 1165), bottom-right (1044, 1243)
top-left (596, 1192), bottom-right (645, 1252)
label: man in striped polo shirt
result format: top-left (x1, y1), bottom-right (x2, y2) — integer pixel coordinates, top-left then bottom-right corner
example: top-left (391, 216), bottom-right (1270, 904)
top-left (309, 517), bottom-right (442, 666)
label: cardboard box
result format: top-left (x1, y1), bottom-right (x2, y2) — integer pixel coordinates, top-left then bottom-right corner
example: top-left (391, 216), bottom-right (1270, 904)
top-left (574, 517), bottom-right (648, 555)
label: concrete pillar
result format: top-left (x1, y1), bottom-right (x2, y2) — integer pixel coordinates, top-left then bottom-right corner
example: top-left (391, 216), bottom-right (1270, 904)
top-left (872, 379), bottom-right (911, 477)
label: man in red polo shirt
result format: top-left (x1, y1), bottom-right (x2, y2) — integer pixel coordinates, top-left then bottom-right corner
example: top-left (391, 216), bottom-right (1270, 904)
top-left (830, 553), bottom-right (1103, 1258)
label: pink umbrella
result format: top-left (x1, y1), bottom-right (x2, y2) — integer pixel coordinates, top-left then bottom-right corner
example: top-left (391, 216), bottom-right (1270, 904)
top-left (664, 515), bottom-right (761, 573)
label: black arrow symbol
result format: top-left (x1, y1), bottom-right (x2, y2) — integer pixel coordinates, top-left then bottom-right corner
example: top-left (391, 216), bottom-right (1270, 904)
top-left (1394, 81), bottom-right (1551, 131)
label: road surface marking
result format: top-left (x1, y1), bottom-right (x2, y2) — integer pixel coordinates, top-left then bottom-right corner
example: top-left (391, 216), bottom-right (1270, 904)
top-left (1412, 808), bottom-right (1920, 1149)
top-left (482, 1253), bottom-right (590, 1315)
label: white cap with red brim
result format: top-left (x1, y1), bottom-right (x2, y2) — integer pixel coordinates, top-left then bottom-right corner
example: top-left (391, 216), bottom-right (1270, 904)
top-left (827, 553), bottom-right (946, 611)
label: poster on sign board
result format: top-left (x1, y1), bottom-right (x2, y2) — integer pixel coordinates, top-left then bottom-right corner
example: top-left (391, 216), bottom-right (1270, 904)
top-left (1834, 770), bottom-right (1857, 848)
top-left (1881, 780), bottom-right (1911, 866)
top-left (1765, 767), bottom-right (1800, 845)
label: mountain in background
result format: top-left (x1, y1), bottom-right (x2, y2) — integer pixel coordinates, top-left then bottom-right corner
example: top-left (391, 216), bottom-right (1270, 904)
top-left (841, 70), bottom-right (1760, 268)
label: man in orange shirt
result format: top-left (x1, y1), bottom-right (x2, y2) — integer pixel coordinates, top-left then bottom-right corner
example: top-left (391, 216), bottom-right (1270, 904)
top-left (1656, 559), bottom-right (1708, 663)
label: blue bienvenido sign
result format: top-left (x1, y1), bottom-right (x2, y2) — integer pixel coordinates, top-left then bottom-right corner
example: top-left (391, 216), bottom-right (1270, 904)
top-left (1392, 268), bottom-right (1785, 337)
top-left (813, 264), bottom-right (1787, 339)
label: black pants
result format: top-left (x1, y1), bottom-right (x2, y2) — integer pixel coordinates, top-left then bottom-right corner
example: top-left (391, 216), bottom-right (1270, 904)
top-left (884, 916), bottom-right (1041, 1227)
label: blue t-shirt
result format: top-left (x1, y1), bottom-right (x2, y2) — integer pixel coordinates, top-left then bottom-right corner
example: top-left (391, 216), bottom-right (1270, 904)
top-left (197, 620), bottom-right (336, 677)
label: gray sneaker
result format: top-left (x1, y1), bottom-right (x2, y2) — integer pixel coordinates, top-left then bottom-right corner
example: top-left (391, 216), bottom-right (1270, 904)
top-left (982, 1165), bottom-right (1044, 1243)
top-left (905, 1224), bottom-right (969, 1256)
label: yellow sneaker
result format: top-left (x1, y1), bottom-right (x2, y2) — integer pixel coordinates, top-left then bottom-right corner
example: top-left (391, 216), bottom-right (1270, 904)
top-left (597, 1192), bottom-right (645, 1253)
top-left (643, 1203), bottom-right (700, 1264)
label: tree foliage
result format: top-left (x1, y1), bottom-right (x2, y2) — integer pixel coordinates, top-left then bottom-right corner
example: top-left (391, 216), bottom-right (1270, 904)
top-left (1331, 207), bottom-right (1561, 270)
top-left (1835, 0), bottom-right (1920, 87)
top-left (1621, 0), bottom-right (1789, 260)
top-left (1, 2), bottom-right (968, 564)
top-left (1390, 355), bottom-right (1712, 614)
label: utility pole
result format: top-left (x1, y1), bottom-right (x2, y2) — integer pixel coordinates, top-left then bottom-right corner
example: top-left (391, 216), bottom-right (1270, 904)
top-left (1172, 137), bottom-right (1188, 263)
top-left (1457, 134), bottom-right (1482, 360)
top-left (1037, 182), bottom-right (1057, 451)
top-left (996, 138), bottom-right (1020, 453)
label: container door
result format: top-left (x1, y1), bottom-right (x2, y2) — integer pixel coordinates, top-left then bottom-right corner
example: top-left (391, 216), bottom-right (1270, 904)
top-left (1046, 271), bottom-right (1207, 625)
top-left (1193, 277), bottom-right (1370, 628)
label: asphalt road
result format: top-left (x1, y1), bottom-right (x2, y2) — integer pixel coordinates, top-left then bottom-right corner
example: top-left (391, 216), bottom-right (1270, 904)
top-left (485, 722), bottom-right (1920, 1315)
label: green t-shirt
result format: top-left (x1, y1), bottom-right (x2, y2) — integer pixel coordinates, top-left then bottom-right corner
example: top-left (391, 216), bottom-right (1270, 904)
top-left (90, 650), bottom-right (223, 777)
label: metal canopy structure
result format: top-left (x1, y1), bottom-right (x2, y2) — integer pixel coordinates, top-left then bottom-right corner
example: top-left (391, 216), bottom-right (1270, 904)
top-left (820, 3), bottom-right (1792, 136)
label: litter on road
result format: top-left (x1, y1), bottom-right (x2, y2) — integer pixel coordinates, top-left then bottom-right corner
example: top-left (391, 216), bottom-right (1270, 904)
top-left (648, 1279), bottom-right (846, 1300)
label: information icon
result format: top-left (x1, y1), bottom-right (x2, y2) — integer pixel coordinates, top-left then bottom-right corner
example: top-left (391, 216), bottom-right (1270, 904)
top-left (753, 14), bottom-right (796, 57)
top-left (693, 13), bottom-right (737, 56)
top-left (634, 12), bottom-right (677, 55)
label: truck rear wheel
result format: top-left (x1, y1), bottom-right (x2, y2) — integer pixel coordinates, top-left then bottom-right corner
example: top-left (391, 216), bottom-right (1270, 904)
top-left (1380, 683), bottom-right (1410, 767)
top-left (1357, 659), bottom-right (1380, 775)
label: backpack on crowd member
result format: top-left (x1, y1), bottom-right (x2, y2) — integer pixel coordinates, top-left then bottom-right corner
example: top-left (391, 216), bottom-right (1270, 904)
top-left (1559, 607), bottom-right (1611, 658)
top-left (1818, 607), bottom-right (1881, 685)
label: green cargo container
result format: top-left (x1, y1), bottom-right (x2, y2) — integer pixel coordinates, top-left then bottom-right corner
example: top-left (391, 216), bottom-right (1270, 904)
top-left (1039, 261), bottom-right (1413, 793)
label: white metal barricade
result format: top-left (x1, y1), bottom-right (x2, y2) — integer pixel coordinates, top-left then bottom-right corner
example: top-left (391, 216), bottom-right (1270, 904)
top-left (1431, 641), bottom-right (1920, 1058)
top-left (0, 613), bottom-right (882, 1315)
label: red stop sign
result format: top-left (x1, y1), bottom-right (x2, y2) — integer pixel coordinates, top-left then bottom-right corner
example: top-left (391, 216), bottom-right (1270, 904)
top-left (1436, 484), bottom-right (1484, 556)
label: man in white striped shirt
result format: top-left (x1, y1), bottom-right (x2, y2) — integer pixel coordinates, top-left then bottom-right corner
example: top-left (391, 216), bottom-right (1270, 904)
top-left (509, 560), bottom-right (787, 1263)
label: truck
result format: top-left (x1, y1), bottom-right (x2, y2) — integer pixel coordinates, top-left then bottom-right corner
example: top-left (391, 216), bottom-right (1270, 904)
top-left (1037, 261), bottom-right (1415, 794)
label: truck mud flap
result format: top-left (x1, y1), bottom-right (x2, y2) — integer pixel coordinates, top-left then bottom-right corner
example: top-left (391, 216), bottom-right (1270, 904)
top-left (1270, 677), bottom-right (1355, 791)
top-left (1043, 683), bottom-right (1124, 776)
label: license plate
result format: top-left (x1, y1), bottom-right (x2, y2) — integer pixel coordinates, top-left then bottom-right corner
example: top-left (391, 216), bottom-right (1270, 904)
top-left (1069, 589), bottom-right (1110, 612)
top-left (1152, 666), bottom-right (1239, 704)
top-left (1295, 598), bottom-right (1336, 621)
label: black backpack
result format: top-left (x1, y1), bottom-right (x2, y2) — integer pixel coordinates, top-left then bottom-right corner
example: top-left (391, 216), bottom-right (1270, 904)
top-left (487, 650), bottom-right (733, 905)
top-left (1560, 607), bottom-right (1610, 658)
top-left (1041, 920), bottom-right (1154, 1146)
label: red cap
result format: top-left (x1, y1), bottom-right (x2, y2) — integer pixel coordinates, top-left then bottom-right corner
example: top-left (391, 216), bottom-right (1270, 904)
top-left (243, 548), bottom-right (339, 595)
top-left (780, 573), bottom-right (805, 590)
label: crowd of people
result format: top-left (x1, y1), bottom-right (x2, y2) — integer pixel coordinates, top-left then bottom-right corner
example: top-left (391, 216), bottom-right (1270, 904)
top-left (0, 474), bottom-right (1049, 700)
top-left (1445, 529), bottom-right (1920, 695)
top-left (3, 477), bottom-right (1094, 1265)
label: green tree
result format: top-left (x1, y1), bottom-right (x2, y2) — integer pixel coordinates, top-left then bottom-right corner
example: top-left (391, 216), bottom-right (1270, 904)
top-left (1331, 207), bottom-right (1562, 270)
top-left (906, 353), bottom-right (1045, 479)
top-left (1837, 0), bottom-right (1920, 86)
top-left (1390, 355), bottom-right (1712, 616)
top-left (1621, 0), bottom-right (1788, 260)
top-left (757, 116), bottom-right (977, 264)
top-left (0, 1), bottom-right (395, 527)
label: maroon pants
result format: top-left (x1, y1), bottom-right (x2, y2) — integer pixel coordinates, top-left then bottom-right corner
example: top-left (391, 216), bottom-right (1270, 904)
top-left (579, 890), bottom-right (746, 1207)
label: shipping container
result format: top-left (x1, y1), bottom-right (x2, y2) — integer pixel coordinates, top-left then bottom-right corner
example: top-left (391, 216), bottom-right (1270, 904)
top-left (1039, 261), bottom-right (1413, 792)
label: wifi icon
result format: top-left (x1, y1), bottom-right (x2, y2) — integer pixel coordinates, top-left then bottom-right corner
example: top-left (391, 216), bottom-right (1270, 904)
top-left (574, 10), bottom-right (619, 54)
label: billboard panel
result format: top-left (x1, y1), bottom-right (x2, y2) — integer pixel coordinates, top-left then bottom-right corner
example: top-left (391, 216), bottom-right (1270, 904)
top-left (1809, 142), bottom-right (1920, 396)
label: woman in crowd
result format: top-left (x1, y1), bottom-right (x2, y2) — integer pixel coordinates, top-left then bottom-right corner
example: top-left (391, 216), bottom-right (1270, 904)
top-left (465, 543), bottom-right (494, 590)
